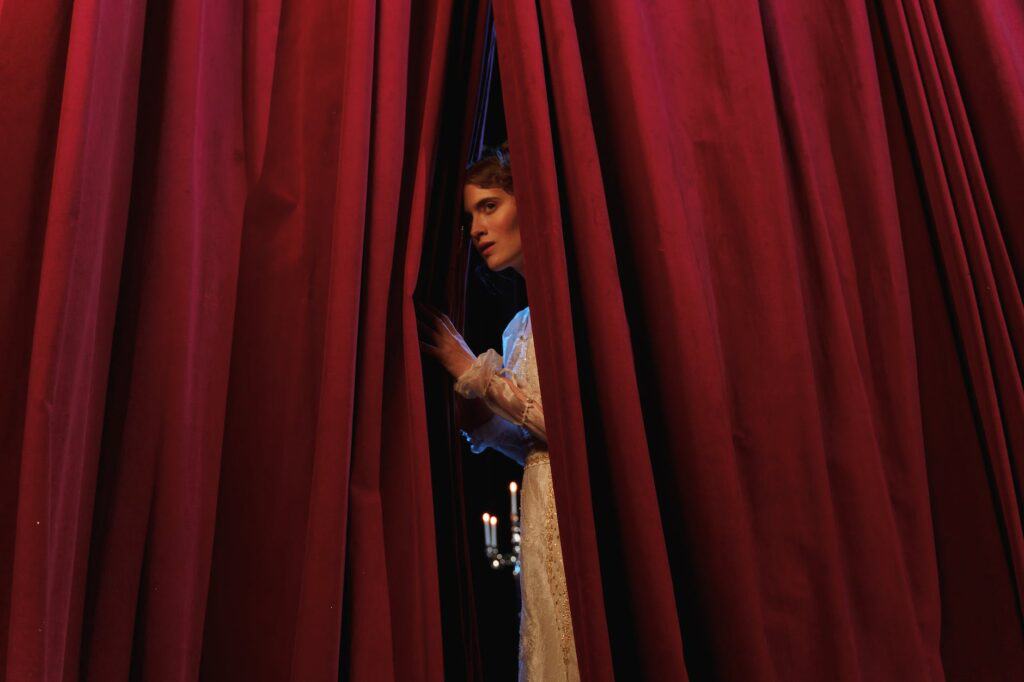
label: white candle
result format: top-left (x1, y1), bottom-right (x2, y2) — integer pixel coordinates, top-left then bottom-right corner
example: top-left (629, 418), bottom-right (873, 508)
top-left (509, 481), bottom-right (519, 517)
top-left (482, 513), bottom-right (491, 547)
top-left (489, 515), bottom-right (498, 547)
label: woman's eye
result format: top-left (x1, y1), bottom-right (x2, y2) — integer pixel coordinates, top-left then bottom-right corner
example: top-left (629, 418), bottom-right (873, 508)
top-left (486, 202), bottom-right (496, 211)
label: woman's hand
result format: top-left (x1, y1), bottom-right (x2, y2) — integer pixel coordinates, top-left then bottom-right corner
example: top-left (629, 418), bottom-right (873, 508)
top-left (416, 301), bottom-right (476, 380)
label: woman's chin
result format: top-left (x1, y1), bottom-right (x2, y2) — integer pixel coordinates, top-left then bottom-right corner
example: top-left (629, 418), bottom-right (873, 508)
top-left (483, 254), bottom-right (524, 274)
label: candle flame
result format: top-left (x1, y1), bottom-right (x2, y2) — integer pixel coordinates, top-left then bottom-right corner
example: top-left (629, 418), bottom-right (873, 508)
top-left (489, 516), bottom-right (497, 526)
top-left (482, 513), bottom-right (490, 522)
top-left (509, 481), bottom-right (518, 493)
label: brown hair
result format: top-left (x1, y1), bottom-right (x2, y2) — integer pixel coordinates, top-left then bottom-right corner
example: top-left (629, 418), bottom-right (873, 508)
top-left (464, 140), bottom-right (513, 194)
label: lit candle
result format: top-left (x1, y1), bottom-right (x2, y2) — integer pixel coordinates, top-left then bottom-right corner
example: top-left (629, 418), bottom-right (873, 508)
top-left (489, 515), bottom-right (498, 547)
top-left (482, 513), bottom-right (492, 547)
top-left (509, 481), bottom-right (519, 517)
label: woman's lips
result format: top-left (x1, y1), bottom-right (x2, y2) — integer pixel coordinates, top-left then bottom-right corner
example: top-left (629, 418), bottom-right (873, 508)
top-left (480, 242), bottom-right (496, 256)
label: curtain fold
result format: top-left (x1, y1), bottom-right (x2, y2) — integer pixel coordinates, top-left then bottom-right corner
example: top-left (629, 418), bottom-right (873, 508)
top-left (492, 0), bottom-right (1023, 679)
top-left (0, 0), bottom-right (488, 679)
top-left (3, 0), bottom-right (1022, 679)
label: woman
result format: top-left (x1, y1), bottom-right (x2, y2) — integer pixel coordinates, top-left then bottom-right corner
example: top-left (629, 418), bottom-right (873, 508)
top-left (416, 142), bottom-right (580, 681)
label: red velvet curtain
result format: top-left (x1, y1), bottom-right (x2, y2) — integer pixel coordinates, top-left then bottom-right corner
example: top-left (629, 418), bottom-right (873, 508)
top-left (4, 0), bottom-right (1024, 679)
top-left (492, 0), bottom-right (1023, 680)
top-left (0, 0), bottom-right (489, 679)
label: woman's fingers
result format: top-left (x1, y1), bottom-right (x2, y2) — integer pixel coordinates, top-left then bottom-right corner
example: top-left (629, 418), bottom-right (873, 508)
top-left (414, 301), bottom-right (438, 328)
top-left (415, 303), bottom-right (472, 368)
top-left (417, 316), bottom-right (440, 344)
top-left (427, 306), bottom-right (458, 336)
top-left (417, 313), bottom-right (438, 352)
top-left (415, 300), bottom-right (439, 319)
top-left (417, 301), bottom-right (454, 333)
top-left (438, 313), bottom-right (459, 336)
top-left (416, 311), bottom-right (446, 341)
top-left (418, 300), bottom-right (443, 317)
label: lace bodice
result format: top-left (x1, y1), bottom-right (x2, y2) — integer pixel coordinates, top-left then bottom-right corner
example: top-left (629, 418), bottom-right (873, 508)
top-left (454, 307), bottom-right (545, 465)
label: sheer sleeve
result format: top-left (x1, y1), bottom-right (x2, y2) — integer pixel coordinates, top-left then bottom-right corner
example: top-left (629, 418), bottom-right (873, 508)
top-left (454, 348), bottom-right (547, 443)
top-left (459, 414), bottom-right (538, 466)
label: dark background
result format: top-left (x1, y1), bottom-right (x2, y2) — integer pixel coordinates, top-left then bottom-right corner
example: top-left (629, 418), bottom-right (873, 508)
top-left (458, 52), bottom-right (529, 681)
top-left (420, 15), bottom-right (531, 679)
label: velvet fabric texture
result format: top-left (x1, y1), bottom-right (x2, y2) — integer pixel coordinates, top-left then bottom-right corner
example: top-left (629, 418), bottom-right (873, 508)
top-left (2, 0), bottom-right (1023, 680)
top-left (492, 0), bottom-right (1023, 680)
top-left (0, 0), bottom-right (491, 679)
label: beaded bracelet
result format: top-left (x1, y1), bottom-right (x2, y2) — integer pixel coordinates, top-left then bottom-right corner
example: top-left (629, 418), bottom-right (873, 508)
top-left (516, 395), bottom-right (536, 428)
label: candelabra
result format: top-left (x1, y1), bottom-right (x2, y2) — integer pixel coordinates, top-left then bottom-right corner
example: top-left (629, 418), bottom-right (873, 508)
top-left (481, 481), bottom-right (521, 575)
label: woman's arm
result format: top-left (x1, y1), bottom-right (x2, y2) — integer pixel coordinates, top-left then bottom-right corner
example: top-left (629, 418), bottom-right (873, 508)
top-left (460, 414), bottom-right (538, 466)
top-left (453, 349), bottom-right (546, 443)
top-left (456, 394), bottom-right (537, 465)
top-left (416, 301), bottom-right (545, 458)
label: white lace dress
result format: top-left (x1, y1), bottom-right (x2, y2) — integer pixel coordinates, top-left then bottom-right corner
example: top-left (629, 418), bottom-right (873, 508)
top-left (454, 306), bottom-right (580, 682)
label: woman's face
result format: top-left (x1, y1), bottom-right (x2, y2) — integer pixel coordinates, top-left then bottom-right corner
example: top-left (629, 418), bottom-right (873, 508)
top-left (463, 183), bottom-right (523, 274)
